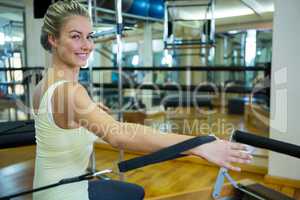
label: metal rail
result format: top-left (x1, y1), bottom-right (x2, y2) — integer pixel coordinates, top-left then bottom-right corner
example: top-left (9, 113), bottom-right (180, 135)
top-left (0, 66), bottom-right (268, 72)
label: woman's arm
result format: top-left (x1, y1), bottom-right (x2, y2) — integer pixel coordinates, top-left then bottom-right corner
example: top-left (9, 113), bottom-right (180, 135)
top-left (68, 83), bottom-right (251, 171)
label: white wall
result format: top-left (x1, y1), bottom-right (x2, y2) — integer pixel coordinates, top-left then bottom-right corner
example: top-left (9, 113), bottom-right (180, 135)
top-left (24, 0), bottom-right (50, 67)
top-left (269, 0), bottom-right (300, 180)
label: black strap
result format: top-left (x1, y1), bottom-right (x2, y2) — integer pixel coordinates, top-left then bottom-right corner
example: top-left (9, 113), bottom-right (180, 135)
top-left (0, 173), bottom-right (93, 200)
top-left (118, 135), bottom-right (216, 172)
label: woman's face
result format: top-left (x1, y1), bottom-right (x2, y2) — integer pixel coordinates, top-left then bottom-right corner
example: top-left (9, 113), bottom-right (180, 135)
top-left (51, 15), bottom-right (94, 68)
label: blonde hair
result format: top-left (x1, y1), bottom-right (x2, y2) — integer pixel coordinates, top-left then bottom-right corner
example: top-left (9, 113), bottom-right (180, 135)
top-left (40, 0), bottom-right (90, 52)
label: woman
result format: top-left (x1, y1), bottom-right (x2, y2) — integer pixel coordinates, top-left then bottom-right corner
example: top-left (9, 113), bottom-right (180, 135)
top-left (32, 0), bottom-right (252, 199)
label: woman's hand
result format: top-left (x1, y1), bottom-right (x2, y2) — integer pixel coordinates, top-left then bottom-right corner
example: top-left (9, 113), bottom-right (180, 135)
top-left (192, 139), bottom-right (253, 171)
top-left (96, 102), bottom-right (112, 114)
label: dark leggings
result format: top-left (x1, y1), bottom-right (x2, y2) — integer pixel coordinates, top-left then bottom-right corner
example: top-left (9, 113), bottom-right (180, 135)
top-left (88, 179), bottom-right (145, 200)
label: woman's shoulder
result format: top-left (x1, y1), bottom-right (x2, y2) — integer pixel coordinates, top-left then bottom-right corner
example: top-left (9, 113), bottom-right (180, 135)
top-left (53, 81), bottom-right (91, 106)
top-left (55, 81), bottom-right (87, 95)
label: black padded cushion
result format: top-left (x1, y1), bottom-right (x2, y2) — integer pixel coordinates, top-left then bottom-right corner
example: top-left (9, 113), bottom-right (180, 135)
top-left (0, 120), bottom-right (35, 149)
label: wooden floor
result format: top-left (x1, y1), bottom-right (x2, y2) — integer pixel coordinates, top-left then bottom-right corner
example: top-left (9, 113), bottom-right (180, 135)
top-left (0, 108), bottom-right (299, 199)
top-left (0, 144), bottom-right (300, 199)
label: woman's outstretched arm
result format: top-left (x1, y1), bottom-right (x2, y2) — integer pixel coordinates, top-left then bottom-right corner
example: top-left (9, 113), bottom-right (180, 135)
top-left (67, 83), bottom-right (251, 171)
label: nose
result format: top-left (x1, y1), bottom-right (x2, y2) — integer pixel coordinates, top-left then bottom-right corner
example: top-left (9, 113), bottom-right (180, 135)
top-left (81, 38), bottom-right (94, 51)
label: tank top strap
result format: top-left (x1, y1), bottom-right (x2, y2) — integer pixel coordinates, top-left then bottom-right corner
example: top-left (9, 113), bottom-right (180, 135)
top-left (41, 80), bottom-right (69, 124)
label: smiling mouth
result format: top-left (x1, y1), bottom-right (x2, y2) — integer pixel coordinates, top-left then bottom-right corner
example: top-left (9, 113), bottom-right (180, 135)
top-left (75, 53), bottom-right (89, 60)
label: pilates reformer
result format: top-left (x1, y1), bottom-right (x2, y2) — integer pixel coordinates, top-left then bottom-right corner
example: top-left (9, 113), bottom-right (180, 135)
top-left (0, 130), bottom-right (299, 200)
top-left (212, 130), bottom-right (299, 200)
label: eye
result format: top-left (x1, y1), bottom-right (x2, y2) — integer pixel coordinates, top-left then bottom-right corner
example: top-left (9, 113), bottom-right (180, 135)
top-left (71, 34), bottom-right (80, 40)
top-left (87, 35), bottom-right (95, 41)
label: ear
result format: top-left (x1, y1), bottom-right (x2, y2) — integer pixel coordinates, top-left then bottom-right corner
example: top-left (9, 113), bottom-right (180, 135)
top-left (48, 34), bottom-right (58, 49)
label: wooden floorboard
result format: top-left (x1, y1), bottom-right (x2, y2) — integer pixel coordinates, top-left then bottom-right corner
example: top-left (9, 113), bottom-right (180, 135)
top-left (0, 146), bottom-right (36, 168)
top-left (294, 188), bottom-right (300, 199)
top-left (0, 145), bottom-right (299, 199)
top-left (0, 160), bottom-right (34, 200)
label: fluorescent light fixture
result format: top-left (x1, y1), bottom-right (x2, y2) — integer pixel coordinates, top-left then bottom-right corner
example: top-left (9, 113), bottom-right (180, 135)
top-left (162, 53), bottom-right (173, 66)
top-left (228, 30), bottom-right (239, 34)
top-left (257, 50), bottom-right (261, 56)
top-left (132, 55), bottom-right (139, 66)
top-left (3, 36), bottom-right (23, 43)
top-left (245, 29), bottom-right (256, 66)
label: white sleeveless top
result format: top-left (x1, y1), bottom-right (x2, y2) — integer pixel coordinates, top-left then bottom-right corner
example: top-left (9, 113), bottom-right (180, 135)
top-left (32, 80), bottom-right (98, 200)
